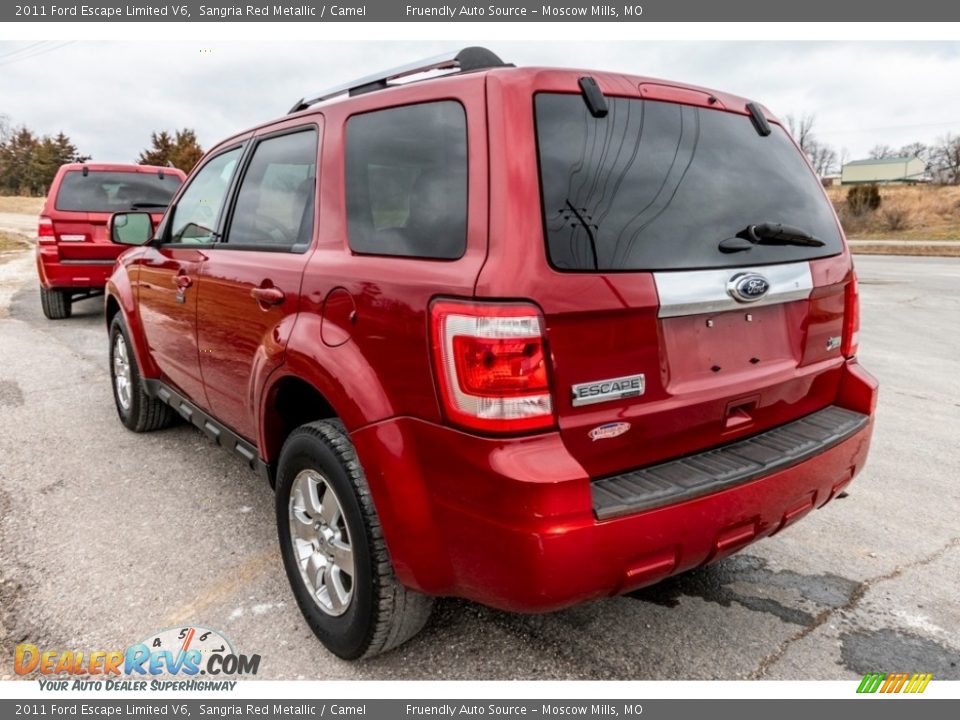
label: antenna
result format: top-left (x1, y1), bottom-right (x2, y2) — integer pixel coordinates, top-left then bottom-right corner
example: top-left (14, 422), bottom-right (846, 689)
top-left (287, 47), bottom-right (509, 114)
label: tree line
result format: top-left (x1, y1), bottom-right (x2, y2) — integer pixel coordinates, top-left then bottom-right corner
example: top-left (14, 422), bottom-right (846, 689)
top-left (0, 115), bottom-right (204, 196)
top-left (785, 113), bottom-right (960, 184)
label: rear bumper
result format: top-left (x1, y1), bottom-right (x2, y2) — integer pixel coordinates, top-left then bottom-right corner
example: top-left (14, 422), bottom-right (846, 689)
top-left (35, 245), bottom-right (115, 290)
top-left (352, 360), bottom-right (878, 613)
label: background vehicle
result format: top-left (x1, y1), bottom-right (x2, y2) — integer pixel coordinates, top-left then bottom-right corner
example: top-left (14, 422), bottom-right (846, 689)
top-left (104, 48), bottom-right (878, 660)
top-left (35, 162), bottom-right (184, 319)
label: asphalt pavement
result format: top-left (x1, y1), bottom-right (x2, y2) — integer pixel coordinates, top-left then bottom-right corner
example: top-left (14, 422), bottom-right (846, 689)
top-left (0, 238), bottom-right (958, 680)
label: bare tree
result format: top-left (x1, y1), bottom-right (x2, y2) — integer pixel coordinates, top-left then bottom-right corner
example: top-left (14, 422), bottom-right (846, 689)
top-left (809, 143), bottom-right (838, 176)
top-left (899, 142), bottom-right (927, 160)
top-left (0, 114), bottom-right (11, 144)
top-left (784, 114), bottom-right (817, 155)
top-left (868, 144), bottom-right (897, 159)
top-left (784, 113), bottom-right (838, 176)
top-left (929, 134), bottom-right (960, 185)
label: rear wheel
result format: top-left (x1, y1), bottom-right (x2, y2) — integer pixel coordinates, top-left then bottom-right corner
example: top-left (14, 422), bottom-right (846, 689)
top-left (109, 315), bottom-right (175, 432)
top-left (276, 420), bottom-right (433, 659)
top-left (40, 287), bottom-right (71, 319)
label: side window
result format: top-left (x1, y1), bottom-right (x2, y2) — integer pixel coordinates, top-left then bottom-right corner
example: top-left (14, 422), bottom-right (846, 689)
top-left (226, 128), bottom-right (318, 250)
top-left (167, 147), bottom-right (242, 245)
top-left (345, 101), bottom-right (467, 260)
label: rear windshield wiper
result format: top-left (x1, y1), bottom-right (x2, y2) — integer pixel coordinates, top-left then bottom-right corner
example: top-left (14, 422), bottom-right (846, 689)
top-left (719, 223), bottom-right (825, 253)
top-left (130, 202), bottom-right (169, 209)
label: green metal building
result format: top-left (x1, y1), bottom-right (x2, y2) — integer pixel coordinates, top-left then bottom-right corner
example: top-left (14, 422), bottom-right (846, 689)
top-left (840, 156), bottom-right (926, 185)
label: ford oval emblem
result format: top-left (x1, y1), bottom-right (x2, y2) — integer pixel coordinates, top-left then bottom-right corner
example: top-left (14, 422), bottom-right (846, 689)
top-left (727, 272), bottom-right (770, 303)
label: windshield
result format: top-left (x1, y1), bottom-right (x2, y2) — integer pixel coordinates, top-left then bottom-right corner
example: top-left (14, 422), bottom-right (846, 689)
top-left (55, 170), bottom-right (182, 213)
top-left (534, 93), bottom-right (843, 271)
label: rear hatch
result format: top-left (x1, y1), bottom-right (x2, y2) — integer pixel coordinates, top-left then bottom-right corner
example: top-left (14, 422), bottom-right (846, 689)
top-left (47, 169), bottom-right (180, 260)
top-left (514, 87), bottom-right (853, 479)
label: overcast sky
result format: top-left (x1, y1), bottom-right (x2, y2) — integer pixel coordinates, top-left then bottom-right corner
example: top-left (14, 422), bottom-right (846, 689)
top-left (1, 41), bottom-right (958, 165)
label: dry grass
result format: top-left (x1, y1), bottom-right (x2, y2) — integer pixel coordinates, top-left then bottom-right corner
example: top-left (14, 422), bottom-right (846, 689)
top-left (0, 230), bottom-right (30, 253)
top-left (827, 184), bottom-right (960, 240)
top-left (0, 196), bottom-right (45, 215)
top-left (851, 242), bottom-right (960, 257)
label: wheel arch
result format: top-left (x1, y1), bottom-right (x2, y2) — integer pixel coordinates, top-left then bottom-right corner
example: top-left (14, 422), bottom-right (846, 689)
top-left (105, 276), bottom-right (160, 379)
top-left (259, 373), bottom-right (340, 475)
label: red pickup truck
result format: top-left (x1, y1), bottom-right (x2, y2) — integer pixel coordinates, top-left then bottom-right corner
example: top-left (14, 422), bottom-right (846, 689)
top-left (36, 163), bottom-right (184, 318)
top-left (103, 48), bottom-right (878, 660)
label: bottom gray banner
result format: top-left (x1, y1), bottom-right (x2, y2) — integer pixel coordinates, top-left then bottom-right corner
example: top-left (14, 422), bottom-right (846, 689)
top-left (1, 699), bottom-right (957, 719)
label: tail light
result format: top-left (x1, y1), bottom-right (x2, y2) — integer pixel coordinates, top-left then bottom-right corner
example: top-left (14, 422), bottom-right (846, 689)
top-left (841, 271), bottom-right (860, 358)
top-left (429, 299), bottom-right (554, 433)
top-left (37, 216), bottom-right (56, 244)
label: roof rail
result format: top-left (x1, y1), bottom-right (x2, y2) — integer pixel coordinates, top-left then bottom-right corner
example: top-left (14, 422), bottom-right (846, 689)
top-left (287, 46), bottom-right (510, 114)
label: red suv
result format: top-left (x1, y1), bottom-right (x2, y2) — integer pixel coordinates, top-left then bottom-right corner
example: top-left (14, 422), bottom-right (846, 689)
top-left (104, 48), bottom-right (878, 660)
top-left (36, 163), bottom-right (185, 318)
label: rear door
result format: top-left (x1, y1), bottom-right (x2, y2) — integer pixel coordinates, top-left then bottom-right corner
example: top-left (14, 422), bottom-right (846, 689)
top-left (481, 78), bottom-right (853, 479)
top-left (195, 123), bottom-right (320, 442)
top-left (135, 147), bottom-right (244, 406)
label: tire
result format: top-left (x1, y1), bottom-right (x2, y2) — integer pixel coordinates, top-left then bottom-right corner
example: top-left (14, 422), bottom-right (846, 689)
top-left (108, 315), bottom-right (175, 433)
top-left (40, 287), bottom-right (71, 319)
top-left (276, 420), bottom-right (433, 660)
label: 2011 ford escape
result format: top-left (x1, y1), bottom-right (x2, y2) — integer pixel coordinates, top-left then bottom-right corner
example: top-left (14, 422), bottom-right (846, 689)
top-left (36, 163), bottom-right (185, 319)
top-left (103, 48), bottom-right (878, 660)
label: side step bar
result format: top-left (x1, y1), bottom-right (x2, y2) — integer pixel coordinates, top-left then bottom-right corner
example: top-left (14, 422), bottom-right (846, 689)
top-left (143, 379), bottom-right (272, 484)
top-left (592, 406), bottom-right (869, 521)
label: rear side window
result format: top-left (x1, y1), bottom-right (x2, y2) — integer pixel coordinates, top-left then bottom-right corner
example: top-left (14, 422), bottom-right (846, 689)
top-left (345, 101), bottom-right (467, 260)
top-left (55, 170), bottom-right (182, 213)
top-left (535, 93), bottom-right (843, 271)
top-left (226, 128), bottom-right (318, 251)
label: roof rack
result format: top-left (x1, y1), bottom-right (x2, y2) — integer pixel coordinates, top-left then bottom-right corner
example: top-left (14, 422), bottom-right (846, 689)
top-left (287, 46), bottom-right (510, 114)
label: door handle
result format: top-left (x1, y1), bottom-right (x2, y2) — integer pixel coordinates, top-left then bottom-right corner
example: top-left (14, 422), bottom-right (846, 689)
top-left (251, 286), bottom-right (285, 306)
top-left (174, 274), bottom-right (193, 290)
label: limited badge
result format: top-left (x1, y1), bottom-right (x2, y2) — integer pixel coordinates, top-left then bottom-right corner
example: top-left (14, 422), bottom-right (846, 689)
top-left (588, 422), bottom-right (631, 441)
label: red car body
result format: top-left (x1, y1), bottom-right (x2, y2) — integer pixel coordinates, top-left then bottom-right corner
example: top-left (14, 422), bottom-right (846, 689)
top-left (105, 64), bottom-right (877, 613)
top-left (36, 163), bottom-right (184, 301)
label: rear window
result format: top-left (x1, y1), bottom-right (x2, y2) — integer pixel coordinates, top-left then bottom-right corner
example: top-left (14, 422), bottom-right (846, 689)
top-left (534, 93), bottom-right (843, 271)
top-left (54, 170), bottom-right (182, 213)
top-left (345, 101), bottom-right (467, 260)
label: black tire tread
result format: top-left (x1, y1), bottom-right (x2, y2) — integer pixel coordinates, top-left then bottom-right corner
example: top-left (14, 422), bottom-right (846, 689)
top-left (109, 316), bottom-right (176, 433)
top-left (40, 287), bottom-right (71, 319)
top-left (288, 419), bottom-right (433, 658)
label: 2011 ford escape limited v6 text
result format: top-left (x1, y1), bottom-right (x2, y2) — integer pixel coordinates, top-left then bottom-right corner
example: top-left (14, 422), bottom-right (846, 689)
top-left (103, 48), bottom-right (878, 660)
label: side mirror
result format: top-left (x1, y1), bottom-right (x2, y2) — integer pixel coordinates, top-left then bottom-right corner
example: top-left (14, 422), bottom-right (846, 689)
top-left (109, 212), bottom-right (154, 246)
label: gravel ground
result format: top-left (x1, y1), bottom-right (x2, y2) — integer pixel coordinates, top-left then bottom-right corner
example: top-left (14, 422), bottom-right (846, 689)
top-left (0, 231), bottom-right (957, 681)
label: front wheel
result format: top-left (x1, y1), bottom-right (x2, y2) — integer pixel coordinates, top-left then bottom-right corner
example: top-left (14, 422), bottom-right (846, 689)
top-left (109, 315), bottom-right (175, 432)
top-left (276, 420), bottom-right (433, 659)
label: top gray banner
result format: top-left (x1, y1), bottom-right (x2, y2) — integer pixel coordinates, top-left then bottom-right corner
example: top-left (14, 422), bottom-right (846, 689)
top-left (6, 0), bottom-right (960, 22)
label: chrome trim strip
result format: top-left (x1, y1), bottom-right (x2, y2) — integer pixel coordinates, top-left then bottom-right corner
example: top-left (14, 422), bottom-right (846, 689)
top-left (653, 262), bottom-right (813, 318)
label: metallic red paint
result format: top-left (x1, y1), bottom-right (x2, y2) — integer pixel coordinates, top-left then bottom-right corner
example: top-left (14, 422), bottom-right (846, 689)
top-left (106, 65), bottom-right (877, 613)
top-left (351, 359), bottom-right (876, 611)
top-left (37, 163), bottom-right (184, 291)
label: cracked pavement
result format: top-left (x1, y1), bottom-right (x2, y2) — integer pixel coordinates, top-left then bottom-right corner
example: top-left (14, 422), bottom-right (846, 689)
top-left (0, 239), bottom-right (958, 680)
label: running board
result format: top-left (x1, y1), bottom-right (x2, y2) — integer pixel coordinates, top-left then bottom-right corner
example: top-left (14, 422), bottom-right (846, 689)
top-left (143, 379), bottom-right (272, 484)
top-left (591, 406), bottom-right (869, 521)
